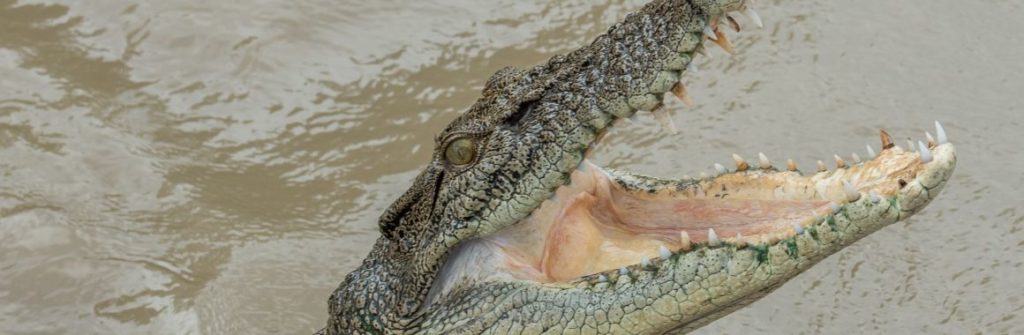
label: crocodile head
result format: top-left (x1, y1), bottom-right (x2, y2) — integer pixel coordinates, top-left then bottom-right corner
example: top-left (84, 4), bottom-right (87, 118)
top-left (325, 0), bottom-right (958, 333)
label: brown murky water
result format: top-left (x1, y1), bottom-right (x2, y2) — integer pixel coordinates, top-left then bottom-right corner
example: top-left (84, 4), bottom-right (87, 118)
top-left (1, 0), bottom-right (1022, 333)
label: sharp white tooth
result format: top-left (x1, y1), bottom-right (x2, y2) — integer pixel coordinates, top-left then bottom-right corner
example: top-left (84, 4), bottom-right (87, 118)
top-left (843, 180), bottom-right (860, 202)
top-left (695, 44), bottom-right (713, 59)
top-left (869, 191), bottom-right (881, 204)
top-left (704, 25), bottom-right (718, 40)
top-left (598, 274), bottom-right (608, 282)
top-left (866, 145), bottom-right (877, 158)
top-left (834, 154), bottom-right (847, 169)
top-left (758, 152), bottom-right (772, 169)
top-left (725, 14), bottom-right (742, 33)
top-left (659, 245), bottom-right (672, 260)
top-left (699, 172), bottom-right (709, 180)
top-left (687, 61), bottom-right (699, 74)
top-left (714, 163), bottom-right (728, 174)
top-left (907, 139), bottom-right (916, 153)
top-left (817, 160), bottom-right (827, 173)
top-left (852, 153), bottom-right (862, 164)
top-left (935, 121), bottom-right (948, 144)
top-left (918, 141), bottom-right (933, 163)
top-left (829, 202), bottom-right (842, 213)
top-left (926, 132), bottom-right (936, 147)
top-left (787, 159), bottom-right (798, 172)
top-left (652, 108), bottom-right (678, 135)
top-left (792, 222), bottom-right (804, 235)
top-left (733, 154), bottom-right (749, 171)
top-left (735, 232), bottom-right (744, 244)
top-left (679, 231), bottom-right (692, 251)
top-left (741, 6), bottom-right (764, 28)
top-left (641, 258), bottom-right (652, 268)
top-left (707, 228), bottom-right (720, 246)
top-left (683, 174), bottom-right (693, 181)
top-left (620, 267), bottom-right (630, 275)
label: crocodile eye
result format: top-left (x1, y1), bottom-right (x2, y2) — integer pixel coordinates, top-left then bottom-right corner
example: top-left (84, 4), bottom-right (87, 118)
top-left (444, 137), bottom-right (477, 166)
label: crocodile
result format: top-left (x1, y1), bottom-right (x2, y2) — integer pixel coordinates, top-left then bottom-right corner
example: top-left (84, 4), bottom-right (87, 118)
top-left (321, 0), bottom-right (958, 333)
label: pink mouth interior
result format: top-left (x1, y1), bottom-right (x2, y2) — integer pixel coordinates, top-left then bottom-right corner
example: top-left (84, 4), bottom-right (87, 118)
top-left (538, 174), bottom-right (829, 282)
top-left (470, 147), bottom-right (924, 284)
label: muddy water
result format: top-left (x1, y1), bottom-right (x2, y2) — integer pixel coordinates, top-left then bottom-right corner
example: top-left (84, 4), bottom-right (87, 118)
top-left (1, 0), bottom-right (1021, 333)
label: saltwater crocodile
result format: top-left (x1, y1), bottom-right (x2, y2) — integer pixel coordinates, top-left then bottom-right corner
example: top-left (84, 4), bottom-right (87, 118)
top-left (321, 0), bottom-right (958, 333)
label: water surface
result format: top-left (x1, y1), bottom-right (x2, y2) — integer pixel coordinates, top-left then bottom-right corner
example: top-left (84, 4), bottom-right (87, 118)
top-left (1, 0), bottom-right (1022, 333)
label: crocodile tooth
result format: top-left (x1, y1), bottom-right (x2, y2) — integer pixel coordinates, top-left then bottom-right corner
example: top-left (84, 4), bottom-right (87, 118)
top-left (695, 44), bottom-right (711, 58)
top-left (843, 180), bottom-right (860, 202)
top-left (712, 30), bottom-right (736, 55)
top-left (707, 228), bottom-right (720, 246)
top-left (704, 25), bottom-right (718, 41)
top-left (935, 121), bottom-right (948, 144)
top-left (687, 61), bottom-right (699, 75)
top-left (652, 106), bottom-right (678, 135)
top-left (866, 144), bottom-right (877, 158)
top-left (851, 153), bottom-right (862, 164)
top-left (598, 274), bottom-right (608, 283)
top-left (725, 15), bottom-right (741, 33)
top-left (671, 82), bottom-right (696, 108)
top-left (817, 160), bottom-right (827, 173)
top-left (734, 233), bottom-right (744, 246)
top-left (926, 132), bottom-right (936, 148)
top-left (679, 231), bottom-right (692, 251)
top-left (619, 267), bottom-right (629, 275)
top-left (787, 159), bottom-right (797, 172)
top-left (682, 174), bottom-right (692, 181)
top-left (641, 258), bottom-right (652, 268)
top-left (918, 141), bottom-right (933, 163)
top-left (834, 155), bottom-right (847, 169)
top-left (906, 139), bottom-right (916, 153)
top-left (733, 154), bottom-right (749, 171)
top-left (758, 152), bottom-right (771, 169)
top-left (869, 191), bottom-right (881, 204)
top-left (699, 172), bottom-right (709, 181)
top-left (659, 245), bottom-right (672, 260)
top-left (792, 222), bottom-right (805, 235)
top-left (741, 6), bottom-right (764, 28)
top-left (714, 163), bottom-right (728, 174)
top-left (880, 130), bottom-right (895, 149)
top-left (829, 202), bottom-right (842, 213)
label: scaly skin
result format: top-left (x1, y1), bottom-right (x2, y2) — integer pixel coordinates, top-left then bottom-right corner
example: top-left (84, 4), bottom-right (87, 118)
top-left (321, 0), bottom-right (958, 334)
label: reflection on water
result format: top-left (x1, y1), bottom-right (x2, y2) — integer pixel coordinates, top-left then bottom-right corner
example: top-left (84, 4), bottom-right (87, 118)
top-left (1, 0), bottom-right (1022, 333)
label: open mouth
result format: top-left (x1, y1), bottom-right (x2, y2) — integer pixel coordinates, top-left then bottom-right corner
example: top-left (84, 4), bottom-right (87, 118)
top-left (433, 121), bottom-right (953, 294)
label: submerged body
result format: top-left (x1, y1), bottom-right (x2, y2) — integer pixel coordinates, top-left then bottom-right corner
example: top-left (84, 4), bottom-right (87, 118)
top-left (322, 0), bottom-right (957, 333)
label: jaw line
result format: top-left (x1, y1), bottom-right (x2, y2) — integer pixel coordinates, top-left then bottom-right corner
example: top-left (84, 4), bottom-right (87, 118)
top-left (430, 125), bottom-right (955, 300)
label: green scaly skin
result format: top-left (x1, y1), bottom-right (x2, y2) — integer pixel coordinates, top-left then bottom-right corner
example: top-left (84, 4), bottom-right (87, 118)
top-left (320, 0), bottom-right (958, 333)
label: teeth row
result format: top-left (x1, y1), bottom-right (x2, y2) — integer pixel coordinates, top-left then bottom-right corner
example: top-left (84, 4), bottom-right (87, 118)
top-left (700, 122), bottom-right (949, 179)
top-left (609, 200), bottom-right (857, 279)
top-left (646, 2), bottom-right (764, 134)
